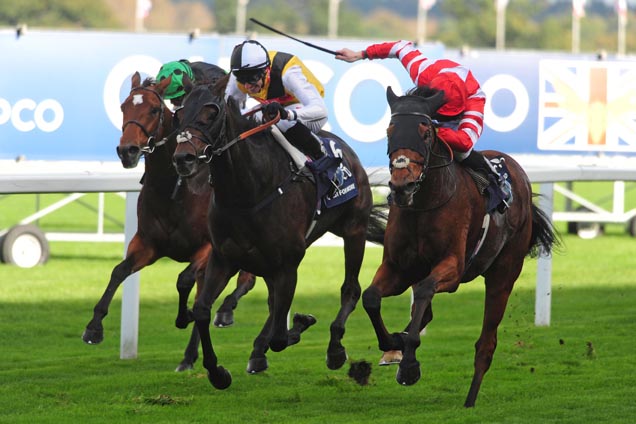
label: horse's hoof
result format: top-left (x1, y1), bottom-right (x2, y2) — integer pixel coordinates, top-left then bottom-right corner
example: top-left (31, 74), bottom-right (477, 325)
top-left (175, 361), bottom-right (194, 372)
top-left (82, 327), bottom-right (104, 345)
top-left (326, 347), bottom-right (348, 370)
top-left (379, 350), bottom-right (403, 366)
top-left (213, 311), bottom-right (234, 328)
top-left (174, 317), bottom-right (189, 329)
top-left (293, 313), bottom-right (317, 331)
top-left (396, 360), bottom-right (421, 386)
top-left (246, 356), bottom-right (268, 374)
top-left (208, 366), bottom-right (232, 390)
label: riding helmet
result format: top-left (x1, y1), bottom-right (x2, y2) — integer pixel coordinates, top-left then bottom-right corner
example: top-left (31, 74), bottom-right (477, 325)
top-left (230, 40), bottom-right (270, 72)
top-left (155, 60), bottom-right (194, 100)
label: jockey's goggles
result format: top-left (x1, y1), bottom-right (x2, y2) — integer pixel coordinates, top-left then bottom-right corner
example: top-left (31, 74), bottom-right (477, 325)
top-left (234, 69), bottom-right (266, 85)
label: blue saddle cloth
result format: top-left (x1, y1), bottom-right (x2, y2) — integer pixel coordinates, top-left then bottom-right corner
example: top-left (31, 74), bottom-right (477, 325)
top-left (305, 137), bottom-right (359, 212)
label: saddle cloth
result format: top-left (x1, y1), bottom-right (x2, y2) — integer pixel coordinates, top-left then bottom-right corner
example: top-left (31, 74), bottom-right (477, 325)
top-left (306, 137), bottom-right (359, 212)
top-left (466, 156), bottom-right (512, 214)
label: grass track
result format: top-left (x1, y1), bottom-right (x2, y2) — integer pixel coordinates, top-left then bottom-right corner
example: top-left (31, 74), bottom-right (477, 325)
top-left (1, 225), bottom-right (635, 423)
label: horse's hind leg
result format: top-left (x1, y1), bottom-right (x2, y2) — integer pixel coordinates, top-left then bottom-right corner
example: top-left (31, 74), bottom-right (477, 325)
top-left (83, 235), bottom-right (156, 344)
top-left (214, 270), bottom-right (257, 328)
top-left (464, 263), bottom-right (520, 407)
top-left (325, 231), bottom-right (366, 370)
top-left (176, 325), bottom-right (200, 372)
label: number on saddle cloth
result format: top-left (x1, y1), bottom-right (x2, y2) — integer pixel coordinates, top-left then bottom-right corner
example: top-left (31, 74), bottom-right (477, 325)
top-left (305, 137), bottom-right (359, 211)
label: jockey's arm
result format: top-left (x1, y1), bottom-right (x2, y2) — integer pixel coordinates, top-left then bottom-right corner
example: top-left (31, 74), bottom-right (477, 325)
top-left (281, 65), bottom-right (328, 125)
top-left (437, 95), bottom-right (485, 153)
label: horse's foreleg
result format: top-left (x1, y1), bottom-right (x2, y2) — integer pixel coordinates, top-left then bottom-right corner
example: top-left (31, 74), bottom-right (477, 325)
top-left (397, 257), bottom-right (461, 386)
top-left (464, 263), bottom-right (519, 407)
top-left (214, 270), bottom-right (257, 328)
top-left (83, 235), bottom-right (156, 345)
top-left (363, 262), bottom-right (411, 355)
top-left (175, 264), bottom-right (196, 329)
top-left (194, 253), bottom-right (235, 390)
top-left (326, 233), bottom-right (365, 370)
top-left (380, 302), bottom-right (433, 366)
top-left (176, 245), bottom-right (211, 329)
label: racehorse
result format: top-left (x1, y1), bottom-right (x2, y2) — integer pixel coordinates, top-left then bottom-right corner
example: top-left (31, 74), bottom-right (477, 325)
top-left (82, 71), bottom-right (256, 371)
top-left (171, 77), bottom-right (386, 389)
top-left (362, 86), bottom-right (559, 407)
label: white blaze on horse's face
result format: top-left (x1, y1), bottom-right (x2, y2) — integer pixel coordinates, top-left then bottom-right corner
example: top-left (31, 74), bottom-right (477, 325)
top-left (133, 94), bottom-right (144, 106)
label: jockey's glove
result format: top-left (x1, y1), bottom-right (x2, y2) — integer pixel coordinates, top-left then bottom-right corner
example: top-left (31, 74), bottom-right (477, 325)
top-left (263, 102), bottom-right (290, 121)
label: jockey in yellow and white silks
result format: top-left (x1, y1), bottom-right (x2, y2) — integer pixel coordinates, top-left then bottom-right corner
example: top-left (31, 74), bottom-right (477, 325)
top-left (225, 40), bottom-right (327, 160)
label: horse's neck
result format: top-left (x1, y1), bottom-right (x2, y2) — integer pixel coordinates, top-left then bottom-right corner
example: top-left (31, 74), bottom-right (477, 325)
top-left (416, 146), bottom-right (458, 207)
top-left (143, 125), bottom-right (179, 186)
top-left (212, 128), bottom-right (288, 206)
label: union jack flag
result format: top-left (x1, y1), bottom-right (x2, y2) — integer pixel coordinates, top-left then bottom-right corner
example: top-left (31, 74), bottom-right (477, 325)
top-left (538, 60), bottom-right (636, 152)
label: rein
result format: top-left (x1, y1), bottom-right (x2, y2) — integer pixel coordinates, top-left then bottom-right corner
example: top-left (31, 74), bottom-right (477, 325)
top-left (176, 111), bottom-right (282, 162)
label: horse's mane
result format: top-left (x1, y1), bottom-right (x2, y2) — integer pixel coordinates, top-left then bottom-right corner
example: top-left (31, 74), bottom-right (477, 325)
top-left (142, 77), bottom-right (155, 88)
top-left (406, 85), bottom-right (440, 99)
top-left (225, 95), bottom-right (261, 133)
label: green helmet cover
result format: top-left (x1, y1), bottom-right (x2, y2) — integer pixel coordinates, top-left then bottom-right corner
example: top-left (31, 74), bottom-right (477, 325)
top-left (156, 60), bottom-right (194, 99)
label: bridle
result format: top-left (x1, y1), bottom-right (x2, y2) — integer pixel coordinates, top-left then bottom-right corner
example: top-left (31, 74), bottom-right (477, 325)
top-left (176, 102), bottom-right (281, 163)
top-left (388, 111), bottom-right (453, 194)
top-left (121, 86), bottom-right (172, 154)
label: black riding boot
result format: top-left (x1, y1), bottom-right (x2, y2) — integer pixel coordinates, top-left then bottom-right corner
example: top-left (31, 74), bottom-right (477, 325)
top-left (283, 122), bottom-right (325, 160)
top-left (461, 150), bottom-right (511, 212)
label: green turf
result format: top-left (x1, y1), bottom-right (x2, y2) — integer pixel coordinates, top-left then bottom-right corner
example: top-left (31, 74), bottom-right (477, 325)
top-left (0, 223), bottom-right (635, 423)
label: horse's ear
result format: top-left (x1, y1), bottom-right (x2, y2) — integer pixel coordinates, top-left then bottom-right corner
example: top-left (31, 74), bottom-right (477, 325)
top-left (386, 86), bottom-right (399, 108)
top-left (183, 74), bottom-right (194, 95)
top-left (431, 89), bottom-right (447, 112)
top-left (155, 74), bottom-right (172, 96)
top-left (131, 71), bottom-right (141, 90)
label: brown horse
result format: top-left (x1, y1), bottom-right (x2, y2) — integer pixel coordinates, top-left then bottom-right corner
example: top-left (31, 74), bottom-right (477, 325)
top-left (82, 71), bottom-right (256, 371)
top-left (362, 86), bottom-right (559, 407)
top-left (171, 78), bottom-right (386, 389)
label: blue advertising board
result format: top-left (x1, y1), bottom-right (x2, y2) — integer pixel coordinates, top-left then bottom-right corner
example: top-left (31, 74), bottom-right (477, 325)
top-left (1, 30), bottom-right (635, 166)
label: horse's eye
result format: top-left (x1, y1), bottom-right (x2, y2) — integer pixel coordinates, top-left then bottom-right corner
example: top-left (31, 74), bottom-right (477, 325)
top-left (151, 107), bottom-right (161, 115)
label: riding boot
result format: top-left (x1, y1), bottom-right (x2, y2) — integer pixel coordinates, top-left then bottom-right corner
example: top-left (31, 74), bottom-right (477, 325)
top-left (283, 122), bottom-right (325, 160)
top-left (461, 150), bottom-right (512, 212)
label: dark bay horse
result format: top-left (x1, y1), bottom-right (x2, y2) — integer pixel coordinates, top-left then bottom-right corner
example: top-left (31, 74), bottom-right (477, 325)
top-left (362, 87), bottom-right (559, 407)
top-left (82, 71), bottom-right (256, 371)
top-left (171, 79), bottom-right (385, 389)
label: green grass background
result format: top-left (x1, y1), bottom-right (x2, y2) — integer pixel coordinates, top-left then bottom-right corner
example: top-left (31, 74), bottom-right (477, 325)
top-left (0, 185), bottom-right (635, 423)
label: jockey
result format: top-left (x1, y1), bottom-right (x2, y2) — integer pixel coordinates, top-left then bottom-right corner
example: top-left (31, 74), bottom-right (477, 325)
top-left (156, 59), bottom-right (225, 108)
top-left (336, 40), bottom-right (511, 212)
top-left (225, 40), bottom-right (327, 161)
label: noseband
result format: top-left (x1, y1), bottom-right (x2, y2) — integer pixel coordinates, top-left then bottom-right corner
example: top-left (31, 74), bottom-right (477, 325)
top-left (121, 86), bottom-right (169, 153)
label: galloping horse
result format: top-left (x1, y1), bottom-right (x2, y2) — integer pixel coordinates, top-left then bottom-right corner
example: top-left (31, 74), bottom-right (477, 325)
top-left (171, 79), bottom-right (385, 389)
top-left (82, 71), bottom-right (256, 371)
top-left (362, 87), bottom-right (559, 407)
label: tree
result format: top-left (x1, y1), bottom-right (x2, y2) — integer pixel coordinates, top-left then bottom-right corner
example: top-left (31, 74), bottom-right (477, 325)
top-left (0, 0), bottom-right (119, 28)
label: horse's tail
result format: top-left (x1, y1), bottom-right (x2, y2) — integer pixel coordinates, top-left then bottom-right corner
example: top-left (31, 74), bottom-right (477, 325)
top-left (527, 196), bottom-right (562, 258)
top-left (366, 203), bottom-right (388, 245)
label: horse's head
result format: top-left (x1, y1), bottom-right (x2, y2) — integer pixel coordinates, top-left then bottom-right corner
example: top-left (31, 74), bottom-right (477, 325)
top-left (118, 72), bottom-right (173, 168)
top-left (385, 86), bottom-right (447, 207)
top-left (172, 81), bottom-right (226, 177)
